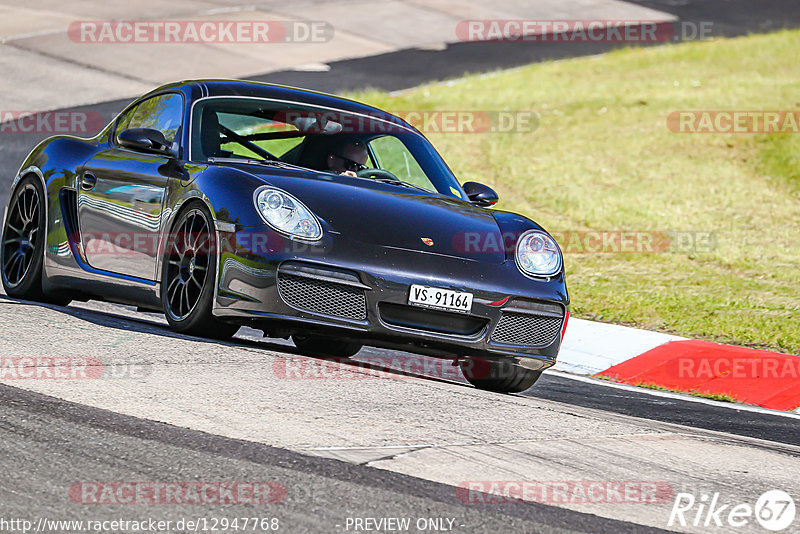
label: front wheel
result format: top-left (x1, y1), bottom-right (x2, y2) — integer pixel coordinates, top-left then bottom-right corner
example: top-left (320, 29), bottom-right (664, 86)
top-left (1, 176), bottom-right (70, 305)
top-left (292, 334), bottom-right (362, 358)
top-left (161, 203), bottom-right (238, 340)
top-left (459, 357), bottom-right (542, 393)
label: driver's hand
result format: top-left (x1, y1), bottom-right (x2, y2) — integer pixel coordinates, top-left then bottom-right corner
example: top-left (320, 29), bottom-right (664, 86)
top-left (341, 170), bottom-right (358, 177)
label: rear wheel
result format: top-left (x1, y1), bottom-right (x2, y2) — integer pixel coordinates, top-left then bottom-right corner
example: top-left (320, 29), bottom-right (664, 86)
top-left (459, 357), bottom-right (542, 393)
top-left (292, 334), bottom-right (362, 358)
top-left (1, 176), bottom-right (70, 305)
top-left (161, 203), bottom-right (238, 340)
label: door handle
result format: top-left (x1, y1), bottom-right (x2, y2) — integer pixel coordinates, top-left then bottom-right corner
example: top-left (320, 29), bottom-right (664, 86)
top-left (80, 172), bottom-right (97, 191)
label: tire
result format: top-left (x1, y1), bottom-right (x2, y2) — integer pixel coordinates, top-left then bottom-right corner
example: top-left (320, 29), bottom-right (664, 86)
top-left (1, 176), bottom-right (70, 306)
top-left (161, 202), bottom-right (238, 340)
top-left (459, 357), bottom-right (542, 393)
top-left (292, 334), bottom-right (362, 358)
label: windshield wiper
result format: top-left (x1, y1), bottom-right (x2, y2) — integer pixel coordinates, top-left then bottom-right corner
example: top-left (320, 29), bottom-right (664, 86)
top-left (207, 156), bottom-right (286, 167)
top-left (208, 158), bottom-right (430, 191)
top-left (207, 156), bottom-right (317, 173)
top-left (372, 177), bottom-right (430, 192)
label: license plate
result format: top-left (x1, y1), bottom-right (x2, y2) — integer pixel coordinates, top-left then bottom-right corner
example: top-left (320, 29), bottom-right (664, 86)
top-left (408, 285), bottom-right (473, 314)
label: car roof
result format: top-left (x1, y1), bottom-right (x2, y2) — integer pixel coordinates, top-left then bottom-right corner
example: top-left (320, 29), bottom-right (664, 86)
top-left (139, 79), bottom-right (411, 129)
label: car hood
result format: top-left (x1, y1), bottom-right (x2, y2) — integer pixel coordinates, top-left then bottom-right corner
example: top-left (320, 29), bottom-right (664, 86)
top-left (257, 171), bottom-right (506, 264)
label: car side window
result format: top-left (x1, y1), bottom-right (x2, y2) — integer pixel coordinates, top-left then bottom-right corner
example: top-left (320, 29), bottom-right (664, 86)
top-left (369, 135), bottom-right (434, 191)
top-left (115, 93), bottom-right (183, 145)
top-left (115, 106), bottom-right (136, 135)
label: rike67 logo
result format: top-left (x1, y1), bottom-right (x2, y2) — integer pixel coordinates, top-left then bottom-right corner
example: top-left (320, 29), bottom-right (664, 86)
top-left (669, 490), bottom-right (796, 531)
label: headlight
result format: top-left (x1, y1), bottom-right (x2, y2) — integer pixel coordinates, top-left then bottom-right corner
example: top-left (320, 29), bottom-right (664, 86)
top-left (515, 230), bottom-right (562, 277)
top-left (254, 187), bottom-right (322, 240)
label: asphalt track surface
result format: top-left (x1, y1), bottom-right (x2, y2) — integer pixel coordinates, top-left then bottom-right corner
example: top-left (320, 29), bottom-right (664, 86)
top-left (0, 382), bottom-right (661, 534)
top-left (1, 296), bottom-right (799, 533)
top-left (2, 2), bottom-right (800, 532)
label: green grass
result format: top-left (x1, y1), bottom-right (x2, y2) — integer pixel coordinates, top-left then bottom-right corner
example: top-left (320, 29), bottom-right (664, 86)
top-left (595, 376), bottom-right (739, 403)
top-left (346, 30), bottom-right (800, 355)
top-left (634, 382), bottom-right (737, 403)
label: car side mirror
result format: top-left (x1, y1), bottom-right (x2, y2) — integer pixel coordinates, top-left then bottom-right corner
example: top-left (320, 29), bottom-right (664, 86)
top-left (462, 181), bottom-right (499, 207)
top-left (118, 128), bottom-right (174, 157)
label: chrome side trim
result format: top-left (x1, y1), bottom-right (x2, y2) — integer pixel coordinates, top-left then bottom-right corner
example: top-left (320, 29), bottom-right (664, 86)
top-left (220, 257), bottom-right (272, 280)
top-left (67, 252), bottom-right (157, 286)
top-left (215, 220), bottom-right (236, 233)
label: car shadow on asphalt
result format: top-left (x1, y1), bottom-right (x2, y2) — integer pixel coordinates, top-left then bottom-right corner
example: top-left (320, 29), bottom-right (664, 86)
top-left (0, 294), bottom-right (472, 389)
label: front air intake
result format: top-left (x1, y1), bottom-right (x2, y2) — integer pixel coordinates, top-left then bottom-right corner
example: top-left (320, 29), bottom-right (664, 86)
top-left (491, 311), bottom-right (563, 347)
top-left (276, 262), bottom-right (367, 321)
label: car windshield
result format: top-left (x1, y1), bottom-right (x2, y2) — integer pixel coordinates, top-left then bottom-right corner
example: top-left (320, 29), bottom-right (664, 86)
top-left (189, 97), bottom-right (465, 199)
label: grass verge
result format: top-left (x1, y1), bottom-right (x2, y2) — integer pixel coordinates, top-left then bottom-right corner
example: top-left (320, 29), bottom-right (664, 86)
top-left (350, 30), bottom-right (800, 355)
top-left (634, 382), bottom-right (738, 403)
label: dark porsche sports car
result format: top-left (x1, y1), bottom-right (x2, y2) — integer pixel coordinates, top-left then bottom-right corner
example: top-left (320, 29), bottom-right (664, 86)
top-left (1, 80), bottom-right (569, 393)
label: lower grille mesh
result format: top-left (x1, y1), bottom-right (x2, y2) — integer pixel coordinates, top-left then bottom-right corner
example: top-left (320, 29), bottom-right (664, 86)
top-left (491, 312), bottom-right (563, 347)
top-left (277, 273), bottom-right (366, 320)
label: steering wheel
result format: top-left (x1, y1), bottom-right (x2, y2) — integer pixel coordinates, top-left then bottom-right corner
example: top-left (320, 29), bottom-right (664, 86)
top-left (357, 168), bottom-right (400, 182)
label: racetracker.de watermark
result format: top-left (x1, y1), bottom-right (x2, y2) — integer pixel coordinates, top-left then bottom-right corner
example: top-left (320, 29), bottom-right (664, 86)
top-left (457, 481), bottom-right (675, 504)
top-left (0, 110), bottom-right (106, 135)
top-left (674, 357), bottom-right (800, 380)
top-left (273, 356), bottom-right (559, 381)
top-left (395, 110), bottom-right (538, 134)
top-left (69, 482), bottom-right (286, 505)
top-left (667, 111), bottom-right (800, 134)
top-left (72, 230), bottom-right (717, 258)
top-left (77, 231), bottom-right (297, 256)
top-left (455, 20), bottom-right (713, 43)
top-left (271, 109), bottom-right (539, 134)
top-left (0, 357), bottom-right (150, 380)
top-left (68, 20), bottom-right (333, 43)
top-left (453, 230), bottom-right (716, 255)
top-left (274, 355), bottom-right (462, 381)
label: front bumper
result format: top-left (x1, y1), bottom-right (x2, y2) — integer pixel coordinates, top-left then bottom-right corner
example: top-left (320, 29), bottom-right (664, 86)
top-left (213, 226), bottom-right (569, 370)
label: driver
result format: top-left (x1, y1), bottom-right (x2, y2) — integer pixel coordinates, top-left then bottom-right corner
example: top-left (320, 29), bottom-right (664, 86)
top-left (326, 139), bottom-right (368, 177)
